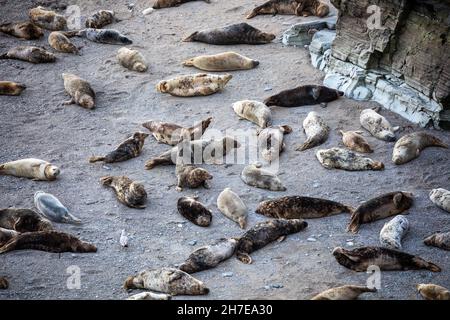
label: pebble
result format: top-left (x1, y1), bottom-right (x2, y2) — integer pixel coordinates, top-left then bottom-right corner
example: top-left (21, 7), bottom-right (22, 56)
top-left (142, 7), bottom-right (154, 15)
top-left (177, 224), bottom-right (183, 228)
top-left (188, 240), bottom-right (197, 246)
top-left (346, 241), bottom-right (354, 246)
top-left (264, 87), bottom-right (272, 91)
top-left (222, 272), bottom-right (233, 278)
top-left (270, 284), bottom-right (283, 289)
top-left (307, 237), bottom-right (317, 242)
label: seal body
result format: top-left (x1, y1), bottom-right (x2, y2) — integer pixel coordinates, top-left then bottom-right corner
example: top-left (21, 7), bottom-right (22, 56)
top-left (217, 188), bottom-right (247, 228)
top-left (417, 284), bottom-right (450, 300)
top-left (117, 47), bottom-right (148, 72)
top-left (332, 246), bottom-right (441, 272)
top-left (175, 163), bottom-right (212, 191)
top-left (183, 52), bottom-right (259, 71)
top-left (0, 231), bottom-right (97, 254)
top-left (379, 215), bottom-right (409, 249)
top-left (424, 231), bottom-right (450, 251)
top-left (256, 196), bottom-right (353, 219)
top-left (258, 125), bottom-right (292, 162)
top-left (296, 0), bottom-right (330, 17)
top-left (126, 292), bottom-right (172, 300)
top-left (179, 238), bottom-right (238, 273)
top-left (348, 191), bottom-right (413, 233)
top-left (89, 132), bottom-right (149, 163)
top-left (29, 6), bottom-right (67, 30)
top-left (0, 81), bottom-right (26, 96)
top-left (236, 219), bottom-right (308, 264)
top-left (65, 28), bottom-right (132, 45)
top-left (62, 73), bottom-right (96, 109)
top-left (241, 163), bottom-right (286, 191)
top-left (0, 46), bottom-right (56, 63)
top-left (100, 176), bottom-right (147, 209)
top-left (183, 23), bottom-right (275, 45)
top-left (232, 100), bottom-right (272, 128)
top-left (311, 285), bottom-right (376, 300)
top-left (296, 111), bottom-right (329, 151)
top-left (430, 188), bottom-right (450, 212)
top-left (34, 191), bottom-right (82, 224)
top-left (392, 132), bottom-right (448, 165)
top-left (0, 21), bottom-right (43, 39)
top-left (0, 208), bottom-right (53, 232)
top-left (85, 10), bottom-right (116, 29)
top-left (48, 31), bottom-right (79, 54)
top-left (156, 73), bottom-right (232, 97)
top-left (316, 148), bottom-right (384, 171)
top-left (142, 117), bottom-right (212, 145)
top-left (123, 267), bottom-right (209, 295)
top-left (264, 85), bottom-right (343, 107)
top-left (153, 0), bottom-right (211, 9)
top-left (177, 196), bottom-right (212, 227)
top-left (0, 158), bottom-right (60, 181)
top-left (340, 130), bottom-right (373, 153)
top-left (360, 109), bottom-right (398, 142)
top-left (248, 0), bottom-right (329, 19)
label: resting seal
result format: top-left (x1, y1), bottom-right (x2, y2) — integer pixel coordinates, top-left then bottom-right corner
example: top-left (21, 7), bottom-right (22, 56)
top-left (424, 231), bottom-right (450, 251)
top-left (63, 28), bottom-right (132, 45)
top-left (100, 176), bottom-right (147, 209)
top-left (29, 6), bottom-right (67, 31)
top-left (157, 73), bottom-right (232, 97)
top-left (177, 196), bottom-right (212, 227)
top-left (85, 10), bottom-right (116, 29)
top-left (379, 215), bottom-right (409, 250)
top-left (247, 0), bottom-right (329, 19)
top-left (0, 21), bottom-right (43, 39)
top-left (34, 191), bottom-right (82, 224)
top-left (264, 85), bottom-right (343, 107)
top-left (183, 52), bottom-right (259, 72)
top-left (0, 208), bottom-right (53, 232)
top-left (217, 188), bottom-right (247, 228)
top-left (311, 285), bottom-right (376, 300)
top-left (62, 73), bottom-right (96, 109)
top-left (232, 100), bottom-right (272, 128)
top-left (48, 31), bottom-right (79, 54)
top-left (258, 125), bottom-right (292, 162)
top-left (360, 108), bottom-right (398, 142)
top-left (241, 163), bottom-right (286, 191)
top-left (0, 158), bottom-right (60, 181)
top-left (0, 81), bottom-right (26, 96)
top-left (296, 111), bottom-right (329, 151)
top-left (316, 148), bottom-right (384, 171)
top-left (340, 130), bottom-right (373, 153)
top-left (417, 284), bottom-right (450, 300)
top-left (392, 132), bottom-right (448, 165)
top-left (0, 46), bottom-right (56, 63)
top-left (89, 132), bottom-right (149, 163)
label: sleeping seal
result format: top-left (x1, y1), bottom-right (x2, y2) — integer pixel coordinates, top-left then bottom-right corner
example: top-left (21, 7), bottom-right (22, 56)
top-left (183, 52), bottom-right (259, 72)
top-left (379, 215), bottom-right (409, 250)
top-left (0, 208), bottom-right (53, 232)
top-left (0, 21), bottom-right (43, 40)
top-left (34, 191), bottom-right (82, 224)
top-left (241, 163), bottom-right (286, 191)
top-left (236, 219), bottom-right (308, 264)
top-left (316, 148), bottom-right (384, 171)
top-left (62, 73), bottom-right (96, 109)
top-left (392, 132), bottom-right (448, 165)
top-left (332, 246), bottom-right (441, 272)
top-left (117, 47), bottom-right (148, 72)
top-left (340, 130), bottom-right (373, 153)
top-left (247, 0), bottom-right (329, 19)
top-left (232, 100), bottom-right (272, 128)
top-left (429, 188), bottom-right (450, 213)
top-left (85, 10), bottom-right (116, 29)
top-left (0, 158), bottom-right (60, 181)
top-left (89, 132), bottom-right (149, 163)
top-left (258, 125), bottom-right (292, 162)
top-left (153, 0), bottom-right (211, 9)
top-left (175, 162), bottom-right (213, 191)
top-left (63, 28), bottom-right (132, 45)
top-left (360, 109), bottom-right (398, 142)
top-left (417, 284), bottom-right (450, 300)
top-left (217, 188), bottom-right (247, 229)
top-left (424, 231), bottom-right (450, 251)
top-left (296, 111), bottom-right (329, 151)
top-left (311, 285), bottom-right (376, 300)
top-left (48, 31), bottom-right (79, 54)
top-left (0, 46), bottom-right (56, 63)
top-left (0, 81), bottom-right (26, 96)
top-left (29, 6), bottom-right (67, 31)
top-left (177, 196), bottom-right (212, 227)
top-left (264, 85), bottom-right (343, 108)
top-left (100, 176), bottom-right (147, 209)
top-left (347, 191), bottom-right (413, 233)
top-left (179, 238), bottom-right (238, 273)
top-left (156, 73), bottom-right (232, 97)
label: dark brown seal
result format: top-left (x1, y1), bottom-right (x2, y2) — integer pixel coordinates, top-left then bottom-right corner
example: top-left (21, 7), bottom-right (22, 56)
top-left (0, 46), bottom-right (56, 63)
top-left (100, 176), bottom-right (147, 209)
top-left (153, 0), bottom-right (211, 9)
top-left (264, 85), bottom-right (343, 107)
top-left (0, 21), bottom-right (43, 39)
top-left (0, 81), bottom-right (26, 96)
top-left (89, 132), bottom-right (149, 163)
top-left (424, 231), bottom-right (450, 251)
top-left (177, 196), bottom-right (212, 227)
top-left (0, 208), bottom-right (53, 232)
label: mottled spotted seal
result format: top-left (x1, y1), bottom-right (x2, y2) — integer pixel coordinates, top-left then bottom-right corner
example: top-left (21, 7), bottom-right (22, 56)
top-left (347, 191), bottom-right (413, 233)
top-left (156, 73), bottom-right (232, 97)
top-left (0, 46), bottom-right (56, 63)
top-left (124, 267), bottom-right (209, 295)
top-left (392, 132), bottom-right (448, 165)
top-left (63, 28), bottom-right (132, 45)
top-left (100, 176), bottom-right (147, 209)
top-left (417, 284), bottom-right (450, 300)
top-left (62, 73), bottom-right (96, 109)
top-left (316, 148), bottom-right (384, 171)
top-left (177, 196), bottom-right (212, 227)
top-left (311, 285), bottom-right (376, 300)
top-left (248, 0), bottom-right (329, 19)
top-left (183, 23), bottom-right (275, 45)
top-left (217, 188), bottom-right (247, 229)
top-left (0, 81), bottom-right (26, 96)
top-left (296, 111), bottom-right (329, 151)
top-left (0, 208), bottom-right (53, 232)
top-left (126, 292), bottom-right (172, 300)
top-left (153, 0), bottom-right (211, 9)
top-left (183, 52), bottom-right (259, 72)
top-left (241, 163), bottom-right (286, 191)
top-left (34, 191), bottom-right (82, 224)
top-left (258, 125), bottom-right (292, 162)
top-left (89, 132), bottom-right (149, 163)
top-left (340, 130), bottom-right (373, 153)
top-left (179, 238), bottom-right (238, 273)
top-left (117, 47), bottom-right (148, 72)
top-left (0, 21), bottom-right (43, 39)
top-left (430, 188), bottom-right (450, 213)
top-left (0, 277), bottom-right (8, 289)
top-left (85, 10), bottom-right (116, 29)
top-left (232, 100), bottom-right (272, 128)
top-left (0, 158), bottom-right (60, 181)
top-left (29, 6), bottom-right (67, 31)
top-left (48, 31), bottom-right (79, 54)
top-left (360, 109), bottom-right (398, 142)
top-left (264, 85), bottom-right (343, 108)
top-left (236, 219), bottom-right (308, 264)
top-left (424, 231), bottom-right (450, 251)
top-left (379, 215), bottom-right (409, 250)
top-left (255, 196), bottom-right (353, 219)
top-left (333, 246), bottom-right (441, 272)
top-left (296, 0), bottom-right (330, 17)
top-left (175, 161), bottom-right (213, 191)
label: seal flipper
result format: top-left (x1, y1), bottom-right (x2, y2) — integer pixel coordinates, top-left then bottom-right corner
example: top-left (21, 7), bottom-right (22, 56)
top-left (347, 213), bottom-right (361, 233)
top-left (183, 31), bottom-right (198, 42)
top-left (0, 53), bottom-right (8, 59)
top-left (89, 156), bottom-right (106, 163)
top-left (236, 252), bottom-right (252, 264)
top-left (412, 257), bottom-right (441, 272)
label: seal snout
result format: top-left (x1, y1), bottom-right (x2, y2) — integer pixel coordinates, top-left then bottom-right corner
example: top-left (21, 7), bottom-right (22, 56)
top-left (252, 60), bottom-right (260, 68)
top-left (332, 247), bottom-right (344, 256)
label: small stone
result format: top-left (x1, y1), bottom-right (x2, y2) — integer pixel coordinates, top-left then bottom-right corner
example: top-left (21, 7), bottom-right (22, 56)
top-left (177, 224), bottom-right (183, 228)
top-left (222, 272), bottom-right (233, 278)
top-left (307, 237), bottom-right (317, 242)
top-left (346, 241), bottom-right (354, 246)
top-left (188, 240), bottom-right (197, 246)
top-left (270, 284), bottom-right (283, 289)
top-left (320, 102), bottom-right (327, 108)
top-left (264, 87), bottom-right (272, 91)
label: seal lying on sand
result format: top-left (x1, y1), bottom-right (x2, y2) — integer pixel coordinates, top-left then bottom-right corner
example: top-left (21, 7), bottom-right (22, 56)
top-left (296, 111), bottom-right (329, 151)
top-left (0, 46), bottom-right (56, 63)
top-left (217, 188), bottom-right (247, 229)
top-left (429, 188), bottom-right (450, 213)
top-left (153, 0), bottom-right (211, 9)
top-left (311, 285), bottom-right (376, 300)
top-left (63, 28), bottom-right (132, 45)
top-left (360, 109), bottom-right (399, 142)
top-left (183, 52), bottom-right (259, 72)
top-left (29, 6), bottom-right (67, 31)
top-left (340, 130), bottom-right (373, 153)
top-left (258, 125), bottom-right (292, 162)
top-left (379, 215), bottom-right (409, 250)
top-left (0, 81), bottom-right (26, 96)
top-left (34, 191), bottom-right (82, 224)
top-left (85, 10), bottom-right (116, 29)
top-left (175, 162), bottom-right (213, 191)
top-left (264, 85), bottom-right (343, 107)
top-left (48, 31), bottom-right (79, 54)
top-left (100, 176), bottom-right (147, 209)
top-left (232, 100), bottom-right (272, 128)
top-left (241, 163), bottom-right (286, 191)
top-left (62, 73), bottom-right (96, 109)
top-left (247, 0), bottom-right (329, 19)
top-left (316, 148), bottom-right (384, 171)
top-left (424, 231), bottom-right (450, 251)
top-left (0, 208), bottom-right (53, 232)
top-left (417, 284), bottom-right (450, 300)
top-left (117, 47), bottom-right (148, 72)
top-left (177, 196), bottom-right (212, 227)
top-left (0, 21), bottom-right (43, 39)
top-left (392, 132), bottom-right (448, 165)
top-left (89, 132), bottom-right (149, 163)
top-left (0, 158), bottom-right (60, 181)
top-left (156, 73), bottom-right (232, 97)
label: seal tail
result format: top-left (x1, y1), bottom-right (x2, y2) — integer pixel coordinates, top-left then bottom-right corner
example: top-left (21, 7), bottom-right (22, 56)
top-left (432, 137), bottom-right (448, 149)
top-left (89, 156), bottom-right (105, 163)
top-left (413, 257), bottom-right (441, 272)
top-left (246, 7), bottom-right (261, 19)
top-left (183, 31), bottom-right (198, 42)
top-left (346, 213), bottom-right (360, 233)
top-left (65, 213), bottom-right (82, 225)
top-left (295, 138), bottom-right (316, 151)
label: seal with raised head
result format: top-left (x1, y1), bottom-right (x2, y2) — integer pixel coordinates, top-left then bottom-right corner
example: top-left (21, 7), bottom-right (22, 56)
top-left (123, 267), bottom-right (209, 295)
top-left (236, 219), bottom-right (308, 264)
top-left (177, 196), bottom-right (212, 227)
top-left (126, 292), bottom-right (172, 300)
top-left (247, 0), bottom-right (329, 19)
top-left (183, 52), bottom-right (259, 72)
top-left (264, 85), bottom-right (343, 108)
top-left (0, 208), bottom-right (53, 232)
top-left (0, 21), bottom-right (43, 40)
top-left (296, 111), bottom-right (329, 151)
top-left (85, 10), bottom-right (116, 29)
top-left (100, 176), bottom-right (147, 209)
top-left (34, 191), bottom-right (82, 224)
top-left (117, 47), bottom-right (148, 72)
top-left (258, 125), bottom-right (292, 162)
top-left (0, 231), bottom-right (97, 254)
top-left (241, 163), bottom-right (286, 191)
top-left (175, 162), bottom-right (213, 191)
top-left (153, 0), bottom-right (211, 9)
top-left (0, 81), bottom-right (26, 96)
top-left (179, 238), bottom-right (238, 273)
top-left (0, 277), bottom-right (8, 290)
top-left (379, 215), bottom-right (409, 250)
top-left (62, 73), bottom-right (96, 109)
top-left (311, 285), bottom-right (377, 300)
top-left (0, 46), bottom-right (56, 63)
top-left (347, 191), bottom-right (413, 233)
top-left (256, 196), bottom-right (353, 219)
top-left (217, 188), bottom-right (247, 229)
top-left (0, 158), bottom-right (60, 181)
top-left (142, 117), bottom-right (213, 145)
top-left (89, 132), bottom-right (149, 163)
top-left (360, 108), bottom-right (399, 142)
top-left (48, 31), bottom-right (79, 54)
top-left (183, 23), bottom-right (275, 45)
top-left (29, 6), bottom-right (67, 30)
top-left (232, 100), bottom-right (272, 128)
top-left (430, 188), bottom-right (450, 212)
top-left (424, 231), bottom-right (450, 251)
top-left (392, 132), bottom-right (448, 165)
top-left (417, 284), bottom-right (450, 300)
top-left (332, 246), bottom-right (441, 272)
top-left (157, 73), bottom-right (232, 97)
top-left (340, 130), bottom-right (373, 153)
top-left (316, 148), bottom-right (384, 171)
top-left (63, 28), bottom-right (132, 45)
